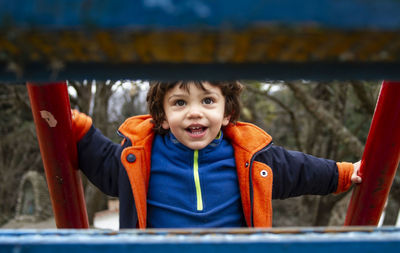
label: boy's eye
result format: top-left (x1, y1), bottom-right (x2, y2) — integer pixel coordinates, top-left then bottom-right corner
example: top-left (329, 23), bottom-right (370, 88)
top-left (203, 97), bottom-right (214, 105)
top-left (174, 100), bottom-right (186, 106)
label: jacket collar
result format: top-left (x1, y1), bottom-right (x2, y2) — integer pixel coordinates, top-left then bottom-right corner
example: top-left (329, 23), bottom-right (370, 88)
top-left (224, 121), bottom-right (272, 154)
top-left (118, 115), bottom-right (154, 146)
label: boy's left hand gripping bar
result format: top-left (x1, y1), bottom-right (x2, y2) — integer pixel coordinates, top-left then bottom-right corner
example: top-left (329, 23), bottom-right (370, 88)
top-left (27, 81), bottom-right (89, 228)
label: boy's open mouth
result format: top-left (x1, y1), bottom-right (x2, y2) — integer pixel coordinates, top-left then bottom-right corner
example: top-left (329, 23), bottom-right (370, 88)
top-left (186, 126), bottom-right (207, 135)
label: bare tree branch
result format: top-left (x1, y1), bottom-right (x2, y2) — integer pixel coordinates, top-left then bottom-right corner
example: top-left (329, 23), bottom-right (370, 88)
top-left (285, 82), bottom-right (364, 156)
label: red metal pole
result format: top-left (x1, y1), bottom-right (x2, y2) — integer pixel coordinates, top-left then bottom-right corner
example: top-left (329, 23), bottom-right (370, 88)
top-left (344, 81), bottom-right (400, 226)
top-left (27, 82), bottom-right (89, 228)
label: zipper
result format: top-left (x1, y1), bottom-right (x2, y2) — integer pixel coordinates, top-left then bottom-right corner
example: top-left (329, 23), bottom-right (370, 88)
top-left (193, 150), bottom-right (203, 211)
top-left (249, 142), bottom-right (273, 226)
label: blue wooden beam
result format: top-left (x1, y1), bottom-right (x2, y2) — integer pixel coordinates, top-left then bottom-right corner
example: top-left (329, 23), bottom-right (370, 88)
top-left (0, 227), bottom-right (400, 253)
top-left (1, 0), bottom-right (400, 81)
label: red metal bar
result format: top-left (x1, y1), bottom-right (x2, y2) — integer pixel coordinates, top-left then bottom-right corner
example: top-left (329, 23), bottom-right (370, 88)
top-left (344, 81), bottom-right (400, 226)
top-left (27, 82), bottom-right (89, 228)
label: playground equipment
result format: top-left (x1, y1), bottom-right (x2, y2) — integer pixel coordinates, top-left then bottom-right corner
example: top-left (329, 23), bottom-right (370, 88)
top-left (1, 0), bottom-right (400, 81)
top-left (345, 81), bottom-right (400, 226)
top-left (27, 83), bottom-right (89, 228)
top-left (1, 0), bottom-right (400, 251)
top-left (1, 227), bottom-right (400, 253)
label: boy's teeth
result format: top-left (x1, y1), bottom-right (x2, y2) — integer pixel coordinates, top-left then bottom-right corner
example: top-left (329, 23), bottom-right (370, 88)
top-left (188, 126), bottom-right (205, 134)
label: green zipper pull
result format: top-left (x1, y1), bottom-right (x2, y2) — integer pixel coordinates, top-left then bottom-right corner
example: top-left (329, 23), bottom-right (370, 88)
top-left (193, 150), bottom-right (203, 211)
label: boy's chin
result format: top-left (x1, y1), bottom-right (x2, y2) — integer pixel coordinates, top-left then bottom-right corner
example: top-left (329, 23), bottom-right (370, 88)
top-left (184, 141), bottom-right (210, 151)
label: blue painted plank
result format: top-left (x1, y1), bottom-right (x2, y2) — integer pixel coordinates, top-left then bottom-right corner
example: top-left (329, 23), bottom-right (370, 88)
top-left (0, 0), bottom-right (400, 30)
top-left (1, 0), bottom-right (400, 80)
top-left (0, 228), bottom-right (400, 253)
top-left (1, 242), bottom-right (400, 253)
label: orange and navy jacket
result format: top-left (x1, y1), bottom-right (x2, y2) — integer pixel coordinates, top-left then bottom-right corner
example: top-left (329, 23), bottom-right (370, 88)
top-left (73, 111), bottom-right (354, 228)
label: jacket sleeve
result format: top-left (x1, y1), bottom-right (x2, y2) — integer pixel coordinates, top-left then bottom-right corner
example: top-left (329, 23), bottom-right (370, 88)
top-left (71, 109), bottom-right (92, 142)
top-left (255, 145), bottom-right (352, 199)
top-left (72, 111), bottom-right (122, 197)
top-left (335, 162), bottom-right (354, 194)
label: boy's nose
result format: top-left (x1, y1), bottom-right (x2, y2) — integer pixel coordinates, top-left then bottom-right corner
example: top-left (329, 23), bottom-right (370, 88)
top-left (187, 105), bottom-right (203, 119)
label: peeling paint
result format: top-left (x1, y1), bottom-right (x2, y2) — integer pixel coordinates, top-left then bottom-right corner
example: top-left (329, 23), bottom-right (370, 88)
top-left (40, 110), bottom-right (57, 127)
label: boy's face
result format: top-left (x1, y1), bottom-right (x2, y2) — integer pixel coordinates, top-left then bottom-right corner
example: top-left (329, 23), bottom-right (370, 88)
top-left (162, 82), bottom-right (230, 150)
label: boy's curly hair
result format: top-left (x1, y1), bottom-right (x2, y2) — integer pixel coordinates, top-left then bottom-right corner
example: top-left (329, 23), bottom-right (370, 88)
top-left (146, 81), bottom-right (244, 134)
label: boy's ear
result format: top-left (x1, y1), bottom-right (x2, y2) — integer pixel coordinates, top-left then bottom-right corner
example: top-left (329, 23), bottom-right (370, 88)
top-left (161, 120), bottom-right (170, 130)
top-left (222, 115), bottom-right (231, 126)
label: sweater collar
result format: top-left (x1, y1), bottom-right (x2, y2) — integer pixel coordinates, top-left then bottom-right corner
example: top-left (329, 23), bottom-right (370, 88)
top-left (166, 130), bottom-right (224, 153)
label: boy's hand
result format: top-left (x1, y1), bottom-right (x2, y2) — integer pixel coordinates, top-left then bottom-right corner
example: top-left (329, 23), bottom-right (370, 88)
top-left (352, 160), bottom-right (362, 184)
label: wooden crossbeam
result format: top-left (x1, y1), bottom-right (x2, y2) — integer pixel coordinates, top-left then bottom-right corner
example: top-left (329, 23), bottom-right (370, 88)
top-left (1, 0), bottom-right (400, 80)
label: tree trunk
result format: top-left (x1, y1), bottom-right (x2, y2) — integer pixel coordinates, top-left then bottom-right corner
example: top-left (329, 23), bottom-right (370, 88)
top-left (68, 80), bottom-right (93, 114)
top-left (93, 81), bottom-right (113, 135)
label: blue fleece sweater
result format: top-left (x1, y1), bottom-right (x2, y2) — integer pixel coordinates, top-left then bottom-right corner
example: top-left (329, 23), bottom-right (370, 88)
top-left (147, 131), bottom-right (246, 228)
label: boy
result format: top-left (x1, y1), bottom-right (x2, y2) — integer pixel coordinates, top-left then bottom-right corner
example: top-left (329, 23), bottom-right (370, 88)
top-left (72, 81), bottom-right (361, 229)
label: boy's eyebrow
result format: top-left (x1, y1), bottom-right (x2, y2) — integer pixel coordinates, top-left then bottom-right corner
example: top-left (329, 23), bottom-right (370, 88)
top-left (167, 93), bottom-right (187, 101)
top-left (202, 90), bottom-right (221, 97)
top-left (204, 90), bottom-right (219, 95)
top-left (166, 88), bottom-right (220, 101)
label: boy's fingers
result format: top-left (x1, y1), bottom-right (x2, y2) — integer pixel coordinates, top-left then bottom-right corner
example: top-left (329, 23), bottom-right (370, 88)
top-left (351, 174), bottom-right (362, 184)
top-left (351, 160), bottom-right (362, 184)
